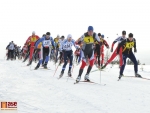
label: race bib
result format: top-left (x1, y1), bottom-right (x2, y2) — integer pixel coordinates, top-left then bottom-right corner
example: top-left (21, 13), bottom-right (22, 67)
top-left (63, 44), bottom-right (71, 49)
top-left (100, 39), bottom-right (104, 43)
top-left (31, 37), bottom-right (37, 42)
top-left (84, 36), bottom-right (94, 44)
top-left (125, 42), bottom-right (134, 49)
top-left (43, 40), bottom-right (51, 47)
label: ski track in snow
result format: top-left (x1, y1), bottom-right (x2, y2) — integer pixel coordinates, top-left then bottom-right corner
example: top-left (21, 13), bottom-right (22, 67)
top-left (0, 59), bottom-right (150, 113)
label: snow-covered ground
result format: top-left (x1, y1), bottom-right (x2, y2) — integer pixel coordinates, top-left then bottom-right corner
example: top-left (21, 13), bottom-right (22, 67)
top-left (0, 59), bottom-right (150, 113)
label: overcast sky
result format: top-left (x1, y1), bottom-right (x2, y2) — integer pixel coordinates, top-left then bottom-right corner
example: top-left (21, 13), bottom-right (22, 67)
top-left (0, 0), bottom-right (150, 64)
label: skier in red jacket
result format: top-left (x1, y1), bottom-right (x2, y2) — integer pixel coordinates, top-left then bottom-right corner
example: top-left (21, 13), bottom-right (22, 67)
top-left (24, 31), bottom-right (40, 66)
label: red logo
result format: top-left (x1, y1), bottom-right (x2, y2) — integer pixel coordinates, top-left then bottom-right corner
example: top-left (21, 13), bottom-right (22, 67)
top-left (7, 102), bottom-right (17, 108)
top-left (1, 102), bottom-right (17, 110)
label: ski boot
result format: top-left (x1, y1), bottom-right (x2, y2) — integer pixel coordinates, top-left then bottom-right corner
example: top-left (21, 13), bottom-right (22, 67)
top-left (101, 64), bottom-right (107, 69)
top-left (27, 60), bottom-right (32, 66)
top-left (59, 71), bottom-right (64, 79)
top-left (43, 63), bottom-right (48, 69)
top-left (118, 74), bottom-right (124, 80)
top-left (76, 76), bottom-right (81, 83)
top-left (135, 73), bottom-right (142, 78)
top-left (84, 74), bottom-right (90, 81)
top-left (68, 71), bottom-right (72, 77)
top-left (34, 63), bottom-right (40, 70)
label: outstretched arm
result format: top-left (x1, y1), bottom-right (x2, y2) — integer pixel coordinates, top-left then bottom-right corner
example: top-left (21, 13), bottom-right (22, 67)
top-left (117, 40), bottom-right (126, 54)
top-left (35, 38), bottom-right (44, 48)
top-left (103, 40), bottom-right (109, 48)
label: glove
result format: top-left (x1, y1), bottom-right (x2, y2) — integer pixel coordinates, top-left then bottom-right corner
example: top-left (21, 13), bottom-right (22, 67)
top-left (111, 48), bottom-right (113, 52)
top-left (134, 48), bottom-right (137, 53)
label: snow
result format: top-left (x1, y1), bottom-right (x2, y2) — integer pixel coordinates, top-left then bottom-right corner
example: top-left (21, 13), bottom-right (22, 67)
top-left (0, 59), bottom-right (150, 113)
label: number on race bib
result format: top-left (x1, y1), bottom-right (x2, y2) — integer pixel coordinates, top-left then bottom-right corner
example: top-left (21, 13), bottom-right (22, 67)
top-left (125, 42), bottom-right (134, 49)
top-left (84, 37), bottom-right (94, 44)
top-left (43, 40), bottom-right (51, 47)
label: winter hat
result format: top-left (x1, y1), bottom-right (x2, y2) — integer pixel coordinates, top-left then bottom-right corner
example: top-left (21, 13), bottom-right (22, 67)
top-left (122, 30), bottom-right (126, 35)
top-left (67, 34), bottom-right (72, 39)
top-left (61, 36), bottom-right (65, 38)
top-left (32, 31), bottom-right (35, 34)
top-left (88, 26), bottom-right (94, 31)
top-left (129, 33), bottom-right (133, 38)
top-left (101, 34), bottom-right (104, 38)
top-left (42, 34), bottom-right (46, 37)
top-left (46, 32), bottom-right (50, 35)
top-left (57, 34), bottom-right (60, 37)
top-left (98, 33), bottom-right (101, 36)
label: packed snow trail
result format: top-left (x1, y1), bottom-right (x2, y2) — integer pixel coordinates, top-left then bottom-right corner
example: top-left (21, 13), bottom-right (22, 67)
top-left (0, 59), bottom-right (150, 113)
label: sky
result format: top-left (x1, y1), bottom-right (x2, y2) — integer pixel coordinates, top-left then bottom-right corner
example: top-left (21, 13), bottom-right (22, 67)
top-left (0, 0), bottom-right (150, 64)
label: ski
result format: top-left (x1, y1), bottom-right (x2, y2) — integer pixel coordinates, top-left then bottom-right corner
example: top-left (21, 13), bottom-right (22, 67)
top-left (123, 76), bottom-right (150, 80)
top-left (57, 75), bottom-right (74, 80)
top-left (91, 68), bottom-right (105, 73)
top-left (34, 68), bottom-right (52, 71)
top-left (39, 68), bottom-right (51, 70)
top-left (74, 80), bottom-right (106, 85)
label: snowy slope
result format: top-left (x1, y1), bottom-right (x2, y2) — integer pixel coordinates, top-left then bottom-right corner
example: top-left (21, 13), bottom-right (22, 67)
top-left (0, 59), bottom-right (150, 113)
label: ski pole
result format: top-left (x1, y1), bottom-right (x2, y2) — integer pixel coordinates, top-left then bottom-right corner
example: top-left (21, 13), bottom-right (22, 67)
top-left (53, 63), bottom-right (60, 77)
top-left (71, 62), bottom-right (74, 72)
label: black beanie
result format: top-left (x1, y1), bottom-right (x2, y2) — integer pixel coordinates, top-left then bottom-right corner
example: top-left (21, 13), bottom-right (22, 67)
top-left (46, 32), bottom-right (50, 35)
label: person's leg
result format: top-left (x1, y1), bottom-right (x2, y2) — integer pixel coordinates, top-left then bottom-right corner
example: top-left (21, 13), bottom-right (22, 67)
top-left (10, 50), bottom-right (14, 60)
top-left (119, 54), bottom-right (128, 76)
top-left (77, 50), bottom-right (86, 78)
top-left (7, 50), bottom-right (10, 60)
top-left (43, 48), bottom-right (50, 68)
top-left (78, 51), bottom-right (81, 64)
top-left (61, 51), bottom-right (68, 73)
top-left (101, 47), bottom-right (118, 69)
top-left (128, 52), bottom-right (140, 77)
top-left (68, 51), bottom-right (73, 76)
top-left (119, 47), bottom-right (123, 67)
top-left (84, 50), bottom-right (95, 81)
top-left (106, 47), bottom-right (118, 65)
top-left (101, 52), bottom-right (104, 67)
top-left (35, 47), bottom-right (44, 69)
top-left (29, 47), bottom-right (34, 61)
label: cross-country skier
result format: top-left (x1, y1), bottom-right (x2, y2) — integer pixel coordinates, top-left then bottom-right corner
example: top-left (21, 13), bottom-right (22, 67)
top-left (101, 31), bottom-right (126, 69)
top-left (6, 41), bottom-right (15, 60)
top-left (117, 33), bottom-right (142, 79)
top-left (75, 26), bottom-right (101, 82)
top-left (34, 32), bottom-right (55, 69)
top-left (94, 33), bottom-right (109, 68)
top-left (21, 45), bottom-right (28, 59)
top-left (24, 31), bottom-right (40, 66)
top-left (54, 34), bottom-right (60, 63)
top-left (100, 34), bottom-right (109, 67)
top-left (74, 45), bottom-right (81, 65)
top-left (57, 36), bottom-right (65, 64)
top-left (59, 34), bottom-right (77, 78)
